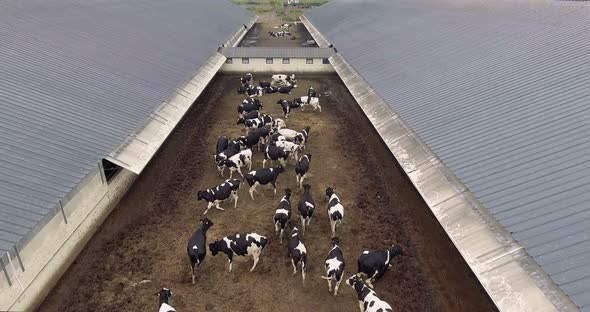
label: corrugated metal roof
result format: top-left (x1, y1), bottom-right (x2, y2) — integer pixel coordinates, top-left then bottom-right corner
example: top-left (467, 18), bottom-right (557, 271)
top-left (0, 0), bottom-right (253, 256)
top-left (220, 47), bottom-right (334, 58)
top-left (307, 0), bottom-right (590, 311)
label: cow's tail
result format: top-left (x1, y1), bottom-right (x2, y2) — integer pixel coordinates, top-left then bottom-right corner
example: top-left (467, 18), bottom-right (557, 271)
top-left (320, 275), bottom-right (332, 280)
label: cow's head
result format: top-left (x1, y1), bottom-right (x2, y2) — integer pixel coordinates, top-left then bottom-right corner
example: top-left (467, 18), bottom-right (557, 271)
top-left (325, 187), bottom-right (335, 198)
top-left (331, 236), bottom-right (341, 247)
top-left (157, 287), bottom-right (172, 304)
top-left (277, 99), bottom-right (285, 104)
top-left (200, 218), bottom-right (214, 231)
top-left (302, 184), bottom-right (311, 192)
top-left (275, 164), bottom-right (286, 174)
top-left (346, 275), bottom-right (365, 293)
top-left (284, 188), bottom-right (292, 199)
top-left (197, 190), bottom-right (207, 201)
top-left (237, 118), bottom-right (245, 125)
top-left (389, 244), bottom-right (404, 263)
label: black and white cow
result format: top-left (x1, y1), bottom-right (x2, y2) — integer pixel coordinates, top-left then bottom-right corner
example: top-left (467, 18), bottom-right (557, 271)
top-left (263, 144), bottom-right (290, 168)
top-left (222, 149), bottom-right (252, 179)
top-left (241, 73), bottom-right (253, 86)
top-left (238, 128), bottom-right (270, 151)
top-left (295, 154), bottom-right (311, 188)
top-left (272, 118), bottom-right (286, 130)
top-left (295, 96), bottom-right (322, 112)
top-left (259, 81), bottom-right (272, 89)
top-left (238, 84), bottom-right (252, 94)
top-left (242, 110), bottom-right (260, 120)
top-left (261, 114), bottom-right (274, 128)
top-left (237, 98), bottom-right (262, 115)
top-left (278, 126), bottom-right (310, 148)
top-left (347, 276), bottom-right (393, 312)
top-left (277, 99), bottom-right (301, 119)
top-left (272, 74), bottom-right (297, 86)
top-left (270, 130), bottom-right (287, 144)
top-left (209, 233), bottom-right (268, 272)
top-left (187, 218), bottom-right (214, 284)
top-left (197, 179), bottom-right (241, 214)
top-left (356, 245), bottom-right (403, 289)
top-left (157, 288), bottom-right (176, 312)
top-left (273, 188), bottom-right (292, 243)
top-left (247, 86), bottom-right (264, 98)
top-left (321, 237), bottom-right (345, 296)
top-left (214, 144), bottom-right (241, 176)
top-left (287, 224), bottom-right (307, 284)
top-left (264, 86), bottom-right (279, 94)
top-left (325, 187), bottom-right (344, 237)
top-left (297, 184), bottom-right (315, 235)
top-left (276, 140), bottom-right (303, 162)
top-left (237, 117), bottom-right (265, 134)
top-left (244, 165), bottom-right (286, 200)
top-left (278, 85), bottom-right (297, 94)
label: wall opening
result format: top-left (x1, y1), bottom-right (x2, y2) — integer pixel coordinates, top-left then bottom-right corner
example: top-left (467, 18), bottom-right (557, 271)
top-left (266, 58), bottom-right (273, 64)
top-left (306, 58), bottom-right (314, 64)
top-left (242, 57), bottom-right (250, 64)
top-left (322, 58), bottom-right (330, 64)
top-left (225, 58), bottom-right (233, 64)
top-left (101, 159), bottom-right (122, 183)
top-left (282, 57), bottom-right (290, 64)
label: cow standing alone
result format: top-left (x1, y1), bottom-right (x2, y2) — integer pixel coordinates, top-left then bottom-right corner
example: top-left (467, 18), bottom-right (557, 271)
top-left (187, 218), bottom-right (213, 283)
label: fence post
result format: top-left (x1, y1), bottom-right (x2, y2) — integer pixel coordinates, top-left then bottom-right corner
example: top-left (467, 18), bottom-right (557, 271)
top-left (13, 246), bottom-right (24, 272)
top-left (59, 200), bottom-right (68, 224)
top-left (0, 257), bottom-right (11, 287)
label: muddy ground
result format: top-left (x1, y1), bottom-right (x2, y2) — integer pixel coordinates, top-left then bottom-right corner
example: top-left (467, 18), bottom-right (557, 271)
top-left (239, 22), bottom-right (316, 47)
top-left (40, 74), bottom-right (496, 312)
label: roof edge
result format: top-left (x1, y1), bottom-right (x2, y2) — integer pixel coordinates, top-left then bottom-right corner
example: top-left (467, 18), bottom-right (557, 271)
top-left (329, 52), bottom-right (579, 312)
top-left (300, 15), bottom-right (331, 48)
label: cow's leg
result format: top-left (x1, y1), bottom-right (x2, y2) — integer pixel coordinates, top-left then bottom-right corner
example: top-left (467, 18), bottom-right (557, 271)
top-left (301, 262), bottom-right (306, 283)
top-left (291, 259), bottom-right (297, 275)
top-left (334, 274), bottom-right (343, 296)
top-left (228, 259), bottom-right (233, 273)
top-left (248, 160), bottom-right (252, 171)
top-left (318, 104), bottom-right (322, 112)
top-left (249, 185), bottom-right (255, 200)
top-left (229, 169), bottom-right (234, 179)
top-left (300, 216), bottom-right (306, 235)
top-left (250, 250), bottom-right (261, 272)
top-left (330, 219), bottom-right (336, 237)
top-left (236, 166), bottom-right (244, 178)
top-left (274, 221), bottom-right (279, 236)
top-left (233, 192), bottom-right (238, 208)
top-left (191, 263), bottom-right (196, 284)
top-left (327, 277), bottom-right (332, 292)
top-left (366, 271), bottom-right (378, 289)
top-left (300, 173), bottom-right (306, 188)
top-left (280, 228), bottom-right (284, 244)
top-left (262, 159), bottom-right (267, 168)
top-left (203, 202), bottom-right (213, 215)
top-left (307, 216), bottom-right (312, 226)
top-left (279, 158), bottom-right (286, 167)
top-left (215, 201), bottom-right (225, 211)
top-left (296, 175), bottom-right (300, 187)
top-left (358, 300), bottom-right (364, 312)
top-left (272, 182), bottom-right (277, 196)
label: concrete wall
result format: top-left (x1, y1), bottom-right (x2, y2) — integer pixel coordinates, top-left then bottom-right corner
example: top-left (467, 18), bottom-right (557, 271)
top-left (0, 167), bottom-right (137, 311)
top-left (220, 57), bottom-right (334, 73)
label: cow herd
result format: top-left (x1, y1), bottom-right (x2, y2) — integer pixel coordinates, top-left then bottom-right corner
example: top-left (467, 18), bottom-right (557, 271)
top-left (157, 73), bottom-right (402, 312)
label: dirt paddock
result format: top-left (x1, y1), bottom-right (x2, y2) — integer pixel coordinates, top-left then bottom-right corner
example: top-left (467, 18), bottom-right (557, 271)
top-left (40, 74), bottom-right (496, 312)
